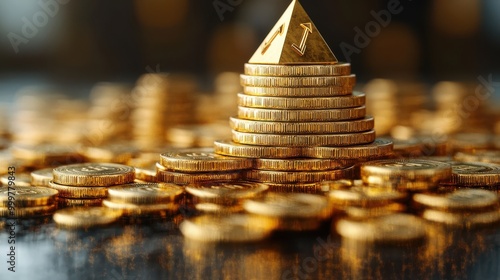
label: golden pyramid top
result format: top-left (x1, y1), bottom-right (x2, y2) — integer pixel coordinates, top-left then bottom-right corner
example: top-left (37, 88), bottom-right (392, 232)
top-left (249, 0), bottom-right (338, 65)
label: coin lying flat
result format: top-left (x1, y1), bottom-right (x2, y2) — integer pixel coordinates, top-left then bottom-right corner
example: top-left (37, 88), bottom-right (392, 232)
top-left (243, 193), bottom-right (329, 218)
top-left (448, 162), bottom-right (500, 186)
top-left (413, 189), bottom-right (498, 210)
top-left (254, 158), bottom-right (353, 171)
top-left (243, 63), bottom-right (351, 76)
top-left (11, 144), bottom-right (84, 167)
top-left (238, 106), bottom-right (366, 122)
top-left (237, 92), bottom-right (365, 109)
top-left (319, 180), bottom-right (364, 192)
top-left (265, 183), bottom-right (321, 194)
top-left (186, 181), bottom-right (268, 205)
top-left (303, 138), bottom-right (393, 159)
top-left (53, 207), bottom-right (122, 228)
top-left (240, 74), bottom-right (356, 87)
top-left (134, 163), bottom-right (158, 182)
top-left (381, 137), bottom-right (424, 157)
top-left (245, 167), bottom-right (354, 183)
top-left (336, 214), bottom-right (427, 242)
top-left (102, 200), bottom-right (178, 215)
top-left (213, 140), bottom-right (303, 159)
top-left (422, 208), bottom-right (500, 227)
top-left (0, 204), bottom-right (57, 218)
top-left (454, 150), bottom-right (500, 164)
top-left (1, 173), bottom-right (32, 187)
top-left (329, 187), bottom-right (406, 207)
top-left (229, 116), bottom-right (374, 134)
top-left (232, 130), bottom-right (375, 147)
top-left (343, 203), bottom-right (406, 219)
top-left (360, 159), bottom-right (452, 191)
top-left (243, 86), bottom-right (353, 97)
top-left (179, 214), bottom-right (277, 242)
top-left (57, 198), bottom-right (103, 208)
top-left (0, 186), bottom-right (58, 207)
top-left (159, 148), bottom-right (252, 172)
top-left (53, 163), bottom-right (135, 187)
top-left (48, 181), bottom-right (108, 199)
top-left (81, 143), bottom-right (139, 164)
top-left (156, 169), bottom-right (242, 185)
top-left (30, 168), bottom-right (54, 186)
top-left (194, 203), bottom-right (244, 214)
top-left (107, 183), bottom-right (184, 204)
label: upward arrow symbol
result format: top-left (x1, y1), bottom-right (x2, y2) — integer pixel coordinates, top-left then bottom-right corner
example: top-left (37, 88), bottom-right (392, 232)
top-left (291, 22), bottom-right (313, 56)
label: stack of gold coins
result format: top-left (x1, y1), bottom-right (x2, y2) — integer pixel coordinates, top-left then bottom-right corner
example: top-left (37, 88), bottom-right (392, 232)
top-left (414, 189), bottom-right (500, 227)
top-left (103, 183), bottom-right (183, 216)
top-left (212, 0), bottom-right (391, 192)
top-left (157, 148), bottom-right (252, 185)
top-left (48, 163), bottom-right (135, 207)
top-left (363, 79), bottom-right (398, 136)
top-left (445, 161), bottom-right (500, 188)
top-left (0, 186), bottom-right (58, 218)
top-left (85, 83), bottom-right (132, 146)
top-left (185, 181), bottom-right (268, 214)
top-left (131, 73), bottom-right (197, 150)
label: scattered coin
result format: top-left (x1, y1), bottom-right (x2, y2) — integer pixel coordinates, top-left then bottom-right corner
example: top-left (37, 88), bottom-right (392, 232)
top-left (53, 207), bottom-right (122, 228)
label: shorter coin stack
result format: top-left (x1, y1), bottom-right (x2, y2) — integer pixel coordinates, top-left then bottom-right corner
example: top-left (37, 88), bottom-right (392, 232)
top-left (185, 181), bottom-right (268, 214)
top-left (156, 148), bottom-right (252, 185)
top-left (48, 163), bottom-right (135, 207)
top-left (415, 189), bottom-right (500, 227)
top-left (103, 183), bottom-right (183, 216)
top-left (0, 186), bottom-right (58, 218)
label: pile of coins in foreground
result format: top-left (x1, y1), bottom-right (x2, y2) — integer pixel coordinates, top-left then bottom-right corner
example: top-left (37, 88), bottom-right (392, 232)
top-left (1, 0), bottom-right (500, 247)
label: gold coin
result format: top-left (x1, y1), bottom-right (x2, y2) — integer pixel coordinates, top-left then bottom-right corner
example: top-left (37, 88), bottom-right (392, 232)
top-left (243, 193), bottom-right (329, 218)
top-left (107, 183), bottom-right (183, 205)
top-left (0, 186), bottom-right (58, 207)
top-left (232, 130), bottom-right (375, 147)
top-left (343, 203), bottom-right (405, 219)
top-left (454, 150), bottom-right (500, 164)
top-left (240, 74), bottom-right (356, 87)
top-left (243, 86), bottom-right (353, 97)
top-left (57, 198), bottom-right (103, 208)
top-left (254, 158), bottom-right (353, 171)
top-left (319, 179), bottom-right (364, 192)
top-left (213, 140), bottom-right (302, 159)
top-left (237, 92), bottom-right (365, 109)
top-left (413, 189), bottom-right (498, 210)
top-left (448, 162), bottom-right (500, 186)
top-left (329, 187), bottom-right (406, 207)
top-left (194, 203), bottom-right (244, 214)
top-left (179, 214), bottom-right (277, 242)
top-left (422, 208), bottom-right (500, 227)
top-left (82, 143), bottom-right (140, 164)
top-left (53, 163), bottom-right (135, 187)
top-left (0, 204), bottom-right (56, 218)
top-left (1, 173), bottom-right (32, 187)
top-left (134, 163), bottom-right (158, 182)
top-left (186, 181), bottom-right (268, 205)
top-left (230, 116), bottom-right (374, 134)
top-left (48, 181), bottom-right (108, 199)
top-left (238, 106), bottom-right (366, 122)
top-left (265, 183), bottom-right (321, 194)
top-left (243, 63), bottom-right (351, 76)
top-left (11, 144), bottom-right (84, 167)
top-left (102, 199), bottom-right (178, 215)
top-left (336, 214), bottom-right (427, 242)
top-left (361, 159), bottom-right (452, 191)
top-left (159, 148), bottom-right (252, 172)
top-left (53, 207), bottom-right (122, 228)
top-left (245, 167), bottom-right (354, 183)
top-left (303, 138), bottom-right (393, 159)
top-left (30, 168), bottom-right (53, 186)
top-left (156, 169), bottom-right (242, 185)
top-left (450, 133), bottom-right (493, 152)
top-left (385, 137), bottom-right (425, 157)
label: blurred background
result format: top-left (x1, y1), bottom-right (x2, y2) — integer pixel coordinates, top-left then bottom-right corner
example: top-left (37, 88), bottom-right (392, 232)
top-left (0, 0), bottom-right (499, 85)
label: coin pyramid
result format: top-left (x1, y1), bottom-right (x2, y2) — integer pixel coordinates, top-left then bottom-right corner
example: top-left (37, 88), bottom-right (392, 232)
top-left (212, 0), bottom-right (393, 192)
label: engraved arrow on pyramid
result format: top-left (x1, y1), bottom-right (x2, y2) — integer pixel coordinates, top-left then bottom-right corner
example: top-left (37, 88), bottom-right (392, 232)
top-left (262, 24), bottom-right (285, 55)
top-left (291, 22), bottom-right (312, 56)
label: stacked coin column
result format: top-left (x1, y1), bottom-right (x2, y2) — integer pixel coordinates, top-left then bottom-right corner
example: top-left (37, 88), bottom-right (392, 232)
top-left (214, 63), bottom-right (387, 192)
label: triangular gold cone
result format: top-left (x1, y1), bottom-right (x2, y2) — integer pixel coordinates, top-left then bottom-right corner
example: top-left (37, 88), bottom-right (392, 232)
top-left (249, 0), bottom-right (338, 65)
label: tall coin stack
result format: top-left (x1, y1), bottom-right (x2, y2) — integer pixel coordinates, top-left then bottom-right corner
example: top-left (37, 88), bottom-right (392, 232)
top-left (214, 0), bottom-right (393, 192)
